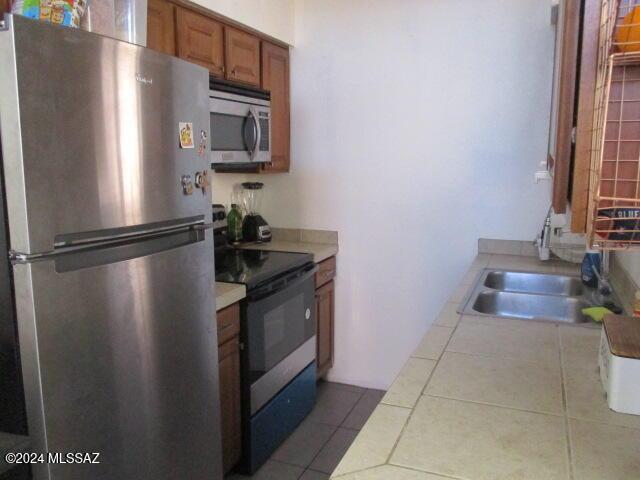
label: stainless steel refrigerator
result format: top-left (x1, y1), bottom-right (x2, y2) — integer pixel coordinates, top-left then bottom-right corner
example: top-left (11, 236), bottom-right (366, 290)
top-left (0, 14), bottom-right (222, 480)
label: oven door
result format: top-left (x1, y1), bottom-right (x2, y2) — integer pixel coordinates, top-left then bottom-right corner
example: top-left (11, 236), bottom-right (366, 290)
top-left (245, 264), bottom-right (317, 414)
top-left (209, 95), bottom-right (271, 165)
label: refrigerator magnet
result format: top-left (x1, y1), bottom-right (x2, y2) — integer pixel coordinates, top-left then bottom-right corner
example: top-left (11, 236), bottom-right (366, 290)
top-left (198, 130), bottom-right (207, 156)
top-left (179, 122), bottom-right (195, 149)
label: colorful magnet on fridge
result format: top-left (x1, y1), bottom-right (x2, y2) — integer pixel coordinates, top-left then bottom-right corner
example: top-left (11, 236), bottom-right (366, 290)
top-left (198, 130), bottom-right (207, 156)
top-left (179, 122), bottom-right (194, 149)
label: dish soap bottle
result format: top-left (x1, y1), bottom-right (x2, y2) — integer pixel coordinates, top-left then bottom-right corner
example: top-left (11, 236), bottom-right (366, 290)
top-left (581, 249), bottom-right (600, 288)
top-left (227, 204), bottom-right (243, 244)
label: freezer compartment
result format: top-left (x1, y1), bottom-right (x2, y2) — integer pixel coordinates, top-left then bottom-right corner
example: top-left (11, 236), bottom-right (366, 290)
top-left (0, 15), bottom-right (211, 253)
top-left (13, 229), bottom-right (222, 480)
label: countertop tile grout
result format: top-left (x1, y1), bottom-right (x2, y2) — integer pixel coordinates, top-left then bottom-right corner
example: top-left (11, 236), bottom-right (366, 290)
top-left (383, 298), bottom-right (465, 466)
top-left (559, 327), bottom-right (576, 480)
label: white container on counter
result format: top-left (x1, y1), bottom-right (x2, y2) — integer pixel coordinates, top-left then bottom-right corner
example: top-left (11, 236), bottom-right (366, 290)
top-left (599, 317), bottom-right (640, 416)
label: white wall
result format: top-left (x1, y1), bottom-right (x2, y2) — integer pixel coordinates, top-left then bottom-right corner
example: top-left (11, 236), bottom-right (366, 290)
top-left (617, 252), bottom-right (640, 285)
top-left (212, 0), bottom-right (556, 389)
top-left (192, 0), bottom-right (295, 44)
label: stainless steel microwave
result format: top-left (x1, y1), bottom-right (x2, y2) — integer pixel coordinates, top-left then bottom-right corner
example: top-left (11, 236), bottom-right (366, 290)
top-left (209, 80), bottom-right (271, 166)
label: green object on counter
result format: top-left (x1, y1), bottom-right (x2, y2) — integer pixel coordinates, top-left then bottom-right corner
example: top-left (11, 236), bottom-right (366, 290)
top-left (227, 204), bottom-right (243, 243)
top-left (582, 306), bottom-right (613, 323)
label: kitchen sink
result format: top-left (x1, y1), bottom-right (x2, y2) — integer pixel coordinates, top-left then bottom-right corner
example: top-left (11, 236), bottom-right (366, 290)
top-left (471, 291), bottom-right (590, 323)
top-left (460, 269), bottom-right (614, 324)
top-left (483, 271), bottom-right (584, 297)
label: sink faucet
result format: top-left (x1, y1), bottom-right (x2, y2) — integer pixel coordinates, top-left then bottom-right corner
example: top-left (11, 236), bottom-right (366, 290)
top-left (592, 251), bottom-right (612, 303)
top-left (534, 208), bottom-right (552, 261)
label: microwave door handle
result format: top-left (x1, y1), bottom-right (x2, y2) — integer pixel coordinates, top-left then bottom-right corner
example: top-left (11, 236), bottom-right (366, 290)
top-left (242, 109), bottom-right (258, 158)
top-left (248, 107), bottom-right (261, 161)
top-left (243, 110), bottom-right (257, 159)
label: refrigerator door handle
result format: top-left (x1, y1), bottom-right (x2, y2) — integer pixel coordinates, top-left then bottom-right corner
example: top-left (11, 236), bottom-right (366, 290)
top-left (9, 250), bottom-right (48, 264)
top-left (193, 223), bottom-right (215, 231)
top-left (9, 223), bottom-right (214, 268)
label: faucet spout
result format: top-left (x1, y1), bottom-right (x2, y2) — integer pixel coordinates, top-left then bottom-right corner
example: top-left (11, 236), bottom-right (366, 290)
top-left (535, 208), bottom-right (552, 261)
top-left (592, 251), bottom-right (612, 302)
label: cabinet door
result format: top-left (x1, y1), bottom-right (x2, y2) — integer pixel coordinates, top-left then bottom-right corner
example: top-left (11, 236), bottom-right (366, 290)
top-left (571, 0), bottom-right (601, 233)
top-left (224, 27), bottom-right (261, 86)
top-left (176, 7), bottom-right (225, 77)
top-left (147, 0), bottom-right (176, 56)
top-left (218, 336), bottom-right (242, 473)
top-left (261, 42), bottom-right (290, 173)
top-left (217, 303), bottom-right (240, 346)
top-left (316, 280), bottom-right (335, 379)
top-left (550, 0), bottom-right (581, 215)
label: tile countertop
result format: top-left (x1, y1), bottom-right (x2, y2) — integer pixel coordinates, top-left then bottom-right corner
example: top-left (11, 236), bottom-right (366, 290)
top-left (215, 282), bottom-right (246, 312)
top-left (236, 228), bottom-right (339, 263)
top-left (331, 253), bottom-right (640, 480)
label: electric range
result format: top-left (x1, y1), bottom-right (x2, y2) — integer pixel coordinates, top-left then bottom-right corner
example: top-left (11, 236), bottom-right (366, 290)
top-left (212, 205), bottom-right (317, 474)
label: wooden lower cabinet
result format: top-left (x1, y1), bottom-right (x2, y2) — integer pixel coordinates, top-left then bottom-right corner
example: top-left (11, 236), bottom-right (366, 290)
top-left (216, 304), bottom-right (242, 473)
top-left (315, 258), bottom-right (335, 379)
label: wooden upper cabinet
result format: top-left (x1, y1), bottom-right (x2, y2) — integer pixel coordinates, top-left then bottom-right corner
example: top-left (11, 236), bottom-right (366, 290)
top-left (224, 27), bottom-right (261, 86)
top-left (261, 42), bottom-right (290, 173)
top-left (571, 0), bottom-right (602, 233)
top-left (175, 7), bottom-right (225, 77)
top-left (147, 0), bottom-right (176, 56)
top-left (550, 0), bottom-right (581, 216)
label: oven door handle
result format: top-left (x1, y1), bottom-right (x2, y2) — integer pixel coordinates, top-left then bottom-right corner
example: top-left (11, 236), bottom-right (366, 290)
top-left (248, 264), bottom-right (318, 301)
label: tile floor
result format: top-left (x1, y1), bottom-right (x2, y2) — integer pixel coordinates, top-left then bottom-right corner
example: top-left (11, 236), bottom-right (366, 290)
top-left (332, 254), bottom-right (640, 479)
top-left (227, 381), bottom-right (385, 480)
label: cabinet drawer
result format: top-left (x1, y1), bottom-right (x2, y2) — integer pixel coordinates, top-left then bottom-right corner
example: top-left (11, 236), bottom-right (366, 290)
top-left (217, 303), bottom-right (240, 346)
top-left (315, 257), bottom-right (336, 288)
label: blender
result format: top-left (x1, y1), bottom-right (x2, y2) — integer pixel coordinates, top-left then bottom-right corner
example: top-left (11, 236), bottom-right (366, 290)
top-left (240, 182), bottom-right (271, 242)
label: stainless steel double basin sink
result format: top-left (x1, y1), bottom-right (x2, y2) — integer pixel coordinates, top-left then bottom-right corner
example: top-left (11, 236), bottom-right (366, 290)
top-left (460, 269), bottom-right (609, 324)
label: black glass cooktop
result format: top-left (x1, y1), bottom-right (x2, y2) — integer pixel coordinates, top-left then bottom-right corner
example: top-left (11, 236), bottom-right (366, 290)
top-left (215, 248), bottom-right (314, 290)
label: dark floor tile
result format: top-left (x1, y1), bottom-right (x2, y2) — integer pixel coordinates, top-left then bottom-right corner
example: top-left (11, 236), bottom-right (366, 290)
top-left (309, 427), bottom-right (359, 474)
top-left (319, 381), bottom-right (365, 395)
top-left (340, 389), bottom-right (385, 430)
top-left (299, 469), bottom-right (330, 480)
top-left (226, 460), bottom-right (303, 480)
top-left (270, 419), bottom-right (336, 468)
top-left (307, 384), bottom-right (363, 426)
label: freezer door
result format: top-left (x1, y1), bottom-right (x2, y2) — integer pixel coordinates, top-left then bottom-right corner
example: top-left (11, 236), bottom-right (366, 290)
top-left (13, 231), bottom-right (222, 480)
top-left (0, 15), bottom-right (211, 253)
